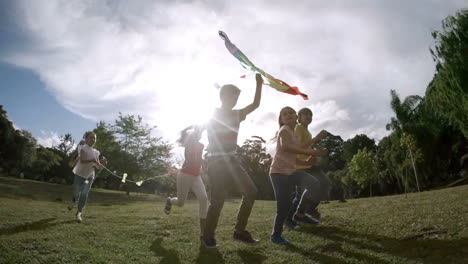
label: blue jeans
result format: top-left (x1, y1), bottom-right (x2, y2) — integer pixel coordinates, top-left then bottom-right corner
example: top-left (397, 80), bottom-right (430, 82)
top-left (270, 170), bottom-right (320, 236)
top-left (72, 175), bottom-right (94, 213)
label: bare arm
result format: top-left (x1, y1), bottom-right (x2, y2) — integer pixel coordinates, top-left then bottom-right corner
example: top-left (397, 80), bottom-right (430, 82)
top-left (278, 129), bottom-right (319, 155)
top-left (297, 154), bottom-right (322, 166)
top-left (301, 130), bottom-right (328, 148)
top-left (240, 73), bottom-right (263, 117)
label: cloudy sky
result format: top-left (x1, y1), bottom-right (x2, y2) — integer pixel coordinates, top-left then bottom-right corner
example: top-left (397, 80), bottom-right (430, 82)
top-left (0, 0), bottom-right (465, 150)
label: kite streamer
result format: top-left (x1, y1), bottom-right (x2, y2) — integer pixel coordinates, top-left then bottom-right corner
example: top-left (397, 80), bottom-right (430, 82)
top-left (219, 30), bottom-right (308, 100)
top-left (99, 165), bottom-right (174, 186)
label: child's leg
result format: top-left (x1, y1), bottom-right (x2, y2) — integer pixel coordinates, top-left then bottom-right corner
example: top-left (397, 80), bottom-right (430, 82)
top-left (77, 177), bottom-right (94, 213)
top-left (270, 173), bottom-right (295, 237)
top-left (191, 176), bottom-right (209, 219)
top-left (72, 174), bottom-right (84, 203)
top-left (308, 167), bottom-right (331, 201)
top-left (203, 158), bottom-right (227, 240)
top-left (191, 176), bottom-right (209, 235)
top-left (170, 171), bottom-right (194, 207)
top-left (286, 185), bottom-right (304, 223)
top-left (230, 159), bottom-right (257, 232)
top-left (293, 171), bottom-right (320, 215)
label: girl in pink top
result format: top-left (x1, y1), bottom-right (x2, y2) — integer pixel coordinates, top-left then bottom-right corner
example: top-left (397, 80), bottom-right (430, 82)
top-left (269, 107), bottom-right (327, 245)
top-left (164, 125), bottom-right (209, 238)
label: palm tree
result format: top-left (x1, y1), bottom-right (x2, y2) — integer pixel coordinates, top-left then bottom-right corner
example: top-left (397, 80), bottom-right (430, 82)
top-left (386, 90), bottom-right (423, 192)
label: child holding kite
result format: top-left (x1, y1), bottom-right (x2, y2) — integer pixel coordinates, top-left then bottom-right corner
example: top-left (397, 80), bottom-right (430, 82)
top-left (269, 107), bottom-right (327, 245)
top-left (164, 125), bottom-right (209, 238)
top-left (70, 131), bottom-right (107, 223)
top-left (202, 73), bottom-right (263, 249)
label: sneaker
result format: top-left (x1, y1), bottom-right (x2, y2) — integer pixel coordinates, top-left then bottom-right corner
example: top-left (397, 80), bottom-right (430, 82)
top-left (293, 214), bottom-right (319, 225)
top-left (306, 208), bottom-right (321, 221)
top-left (76, 212), bottom-right (83, 223)
top-left (67, 201), bottom-right (75, 211)
top-left (285, 219), bottom-right (300, 231)
top-left (202, 238), bottom-right (218, 249)
top-left (233, 230), bottom-right (259, 244)
top-left (271, 235), bottom-right (290, 245)
top-left (164, 198), bottom-right (172, 215)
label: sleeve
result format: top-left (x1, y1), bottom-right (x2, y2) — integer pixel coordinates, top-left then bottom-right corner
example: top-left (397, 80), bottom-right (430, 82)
top-left (278, 126), bottom-right (293, 145)
top-left (94, 149), bottom-right (100, 160)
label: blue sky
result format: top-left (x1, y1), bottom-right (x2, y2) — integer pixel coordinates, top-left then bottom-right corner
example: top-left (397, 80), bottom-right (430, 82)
top-left (0, 0), bottom-right (466, 150)
top-left (0, 62), bottom-right (94, 145)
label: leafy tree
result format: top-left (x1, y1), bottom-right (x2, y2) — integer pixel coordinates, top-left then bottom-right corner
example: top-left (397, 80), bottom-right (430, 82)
top-left (55, 134), bottom-right (75, 156)
top-left (427, 9), bottom-right (468, 137)
top-left (314, 131), bottom-right (345, 172)
top-left (237, 136), bottom-right (274, 200)
top-left (400, 133), bottom-right (423, 192)
top-left (108, 113), bottom-right (173, 193)
top-left (0, 106), bottom-right (38, 175)
top-left (348, 148), bottom-right (380, 196)
top-left (342, 134), bottom-right (376, 163)
top-left (30, 146), bottom-right (62, 181)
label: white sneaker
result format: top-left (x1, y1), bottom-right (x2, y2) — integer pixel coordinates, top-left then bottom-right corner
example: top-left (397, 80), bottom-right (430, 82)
top-left (76, 212), bottom-right (83, 223)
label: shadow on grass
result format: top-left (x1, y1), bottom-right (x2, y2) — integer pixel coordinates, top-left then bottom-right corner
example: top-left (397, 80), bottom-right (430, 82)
top-left (0, 218), bottom-right (76, 236)
top-left (237, 249), bottom-right (268, 264)
top-left (284, 243), bottom-right (348, 264)
top-left (150, 238), bottom-right (181, 264)
top-left (195, 244), bottom-right (224, 264)
top-left (301, 225), bottom-right (468, 263)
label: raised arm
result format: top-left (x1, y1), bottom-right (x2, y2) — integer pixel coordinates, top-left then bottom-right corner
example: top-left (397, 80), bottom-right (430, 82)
top-left (240, 73), bottom-right (263, 116)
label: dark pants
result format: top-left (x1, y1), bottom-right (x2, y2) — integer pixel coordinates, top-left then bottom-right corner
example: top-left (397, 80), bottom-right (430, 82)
top-left (270, 170), bottom-right (320, 236)
top-left (287, 167), bottom-right (329, 221)
top-left (203, 156), bottom-right (257, 240)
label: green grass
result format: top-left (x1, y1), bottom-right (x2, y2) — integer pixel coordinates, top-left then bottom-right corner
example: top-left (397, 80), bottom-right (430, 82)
top-left (1, 176), bottom-right (467, 264)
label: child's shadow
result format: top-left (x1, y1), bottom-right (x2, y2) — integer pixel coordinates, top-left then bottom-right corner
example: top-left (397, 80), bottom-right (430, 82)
top-left (150, 238), bottom-right (181, 264)
top-left (284, 243), bottom-right (349, 264)
top-left (237, 249), bottom-right (268, 264)
top-left (195, 244), bottom-right (224, 264)
top-left (300, 225), bottom-right (468, 263)
top-left (0, 218), bottom-right (76, 236)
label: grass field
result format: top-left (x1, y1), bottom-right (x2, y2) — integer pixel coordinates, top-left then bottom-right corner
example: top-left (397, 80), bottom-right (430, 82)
top-left (0, 176), bottom-right (467, 264)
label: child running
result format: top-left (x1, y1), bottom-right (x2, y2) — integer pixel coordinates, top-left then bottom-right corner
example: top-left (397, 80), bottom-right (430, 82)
top-left (285, 107), bottom-right (330, 229)
top-left (202, 73), bottom-right (263, 249)
top-left (69, 131), bottom-right (107, 223)
top-left (164, 125), bottom-right (209, 238)
top-left (269, 107), bottom-right (328, 245)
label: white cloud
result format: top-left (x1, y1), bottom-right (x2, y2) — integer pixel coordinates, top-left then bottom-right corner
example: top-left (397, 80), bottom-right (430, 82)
top-left (2, 0), bottom-right (466, 145)
top-left (36, 130), bottom-right (61, 148)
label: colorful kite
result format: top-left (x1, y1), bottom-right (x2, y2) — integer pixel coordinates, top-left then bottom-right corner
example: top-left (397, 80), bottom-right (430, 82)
top-left (219, 31), bottom-right (308, 100)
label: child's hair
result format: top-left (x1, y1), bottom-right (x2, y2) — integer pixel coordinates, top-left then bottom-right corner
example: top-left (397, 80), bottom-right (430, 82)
top-left (298, 108), bottom-right (312, 119)
top-left (177, 125), bottom-right (202, 147)
top-left (278, 106), bottom-right (297, 128)
top-left (271, 106), bottom-right (296, 142)
top-left (83, 131), bottom-right (95, 139)
top-left (219, 84), bottom-right (241, 101)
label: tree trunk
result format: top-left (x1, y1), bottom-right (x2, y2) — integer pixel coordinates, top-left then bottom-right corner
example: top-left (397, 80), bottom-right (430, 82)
top-left (408, 149), bottom-right (420, 192)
